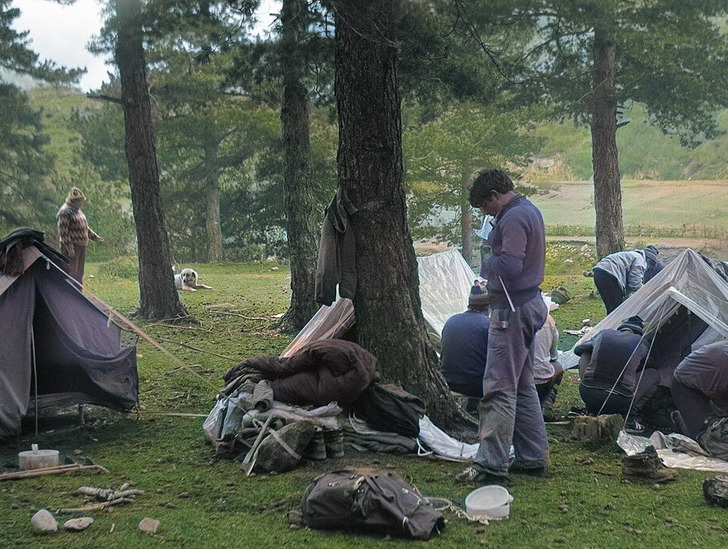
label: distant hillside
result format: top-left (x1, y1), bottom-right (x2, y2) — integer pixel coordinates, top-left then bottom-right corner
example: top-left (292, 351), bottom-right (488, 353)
top-left (529, 104), bottom-right (728, 182)
top-left (28, 85), bottom-right (103, 181)
top-left (531, 179), bottom-right (728, 236)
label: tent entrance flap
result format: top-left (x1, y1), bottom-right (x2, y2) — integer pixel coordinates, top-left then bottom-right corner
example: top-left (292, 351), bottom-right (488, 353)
top-left (667, 287), bottom-right (728, 339)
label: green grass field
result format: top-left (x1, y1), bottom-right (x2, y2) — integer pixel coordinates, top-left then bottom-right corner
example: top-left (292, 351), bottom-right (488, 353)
top-left (1, 249), bottom-right (726, 549)
top-left (532, 180), bottom-right (728, 240)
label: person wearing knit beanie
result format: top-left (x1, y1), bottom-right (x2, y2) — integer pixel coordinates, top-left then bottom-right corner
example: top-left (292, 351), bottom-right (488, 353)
top-left (617, 315), bottom-right (645, 336)
top-left (440, 280), bottom-right (491, 413)
top-left (642, 246), bottom-right (665, 284)
top-left (575, 315), bottom-right (660, 424)
top-left (56, 187), bottom-right (104, 285)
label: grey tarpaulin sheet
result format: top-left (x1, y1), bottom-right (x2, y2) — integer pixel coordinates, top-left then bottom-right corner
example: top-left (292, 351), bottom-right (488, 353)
top-left (618, 430), bottom-right (728, 473)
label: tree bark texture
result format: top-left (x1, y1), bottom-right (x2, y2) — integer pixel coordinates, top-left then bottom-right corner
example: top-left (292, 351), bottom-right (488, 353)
top-left (114, 0), bottom-right (186, 320)
top-left (332, 0), bottom-right (468, 429)
top-left (279, 0), bottom-right (320, 331)
top-left (204, 145), bottom-right (223, 263)
top-left (590, 24), bottom-right (625, 258)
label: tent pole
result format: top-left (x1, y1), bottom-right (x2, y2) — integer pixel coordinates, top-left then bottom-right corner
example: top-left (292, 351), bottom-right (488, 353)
top-left (31, 326), bottom-right (39, 438)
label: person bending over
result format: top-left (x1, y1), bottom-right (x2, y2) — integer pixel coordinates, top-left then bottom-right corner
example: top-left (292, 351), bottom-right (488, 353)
top-left (591, 246), bottom-right (661, 313)
top-left (671, 341), bottom-right (728, 443)
top-left (576, 315), bottom-right (660, 432)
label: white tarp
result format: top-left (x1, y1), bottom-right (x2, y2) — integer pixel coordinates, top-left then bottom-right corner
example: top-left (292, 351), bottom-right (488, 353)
top-left (280, 249), bottom-right (476, 357)
top-left (562, 248), bottom-right (728, 369)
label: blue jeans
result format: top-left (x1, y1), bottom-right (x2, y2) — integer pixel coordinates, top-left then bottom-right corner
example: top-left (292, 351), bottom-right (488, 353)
top-left (474, 294), bottom-right (549, 475)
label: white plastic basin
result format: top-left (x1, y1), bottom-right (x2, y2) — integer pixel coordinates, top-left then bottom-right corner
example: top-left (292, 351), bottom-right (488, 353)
top-left (465, 485), bottom-right (514, 520)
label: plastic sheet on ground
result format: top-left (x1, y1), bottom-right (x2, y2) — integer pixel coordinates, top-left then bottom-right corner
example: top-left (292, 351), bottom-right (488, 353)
top-left (417, 415), bottom-right (479, 461)
top-left (617, 430), bottom-right (728, 473)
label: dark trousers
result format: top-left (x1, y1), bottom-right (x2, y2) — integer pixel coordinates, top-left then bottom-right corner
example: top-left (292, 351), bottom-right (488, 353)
top-left (671, 376), bottom-right (715, 440)
top-left (579, 368), bottom-right (661, 418)
top-left (593, 267), bottom-right (625, 314)
top-left (536, 366), bottom-right (563, 406)
top-left (62, 244), bottom-right (86, 285)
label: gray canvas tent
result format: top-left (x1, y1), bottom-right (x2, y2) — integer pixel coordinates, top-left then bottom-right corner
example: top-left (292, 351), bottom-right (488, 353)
top-left (280, 249), bottom-right (476, 357)
top-left (563, 248), bottom-right (728, 383)
top-left (0, 229), bottom-right (138, 439)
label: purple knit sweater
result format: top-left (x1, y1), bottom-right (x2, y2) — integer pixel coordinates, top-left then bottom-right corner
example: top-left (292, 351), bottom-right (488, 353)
top-left (480, 194), bottom-right (545, 307)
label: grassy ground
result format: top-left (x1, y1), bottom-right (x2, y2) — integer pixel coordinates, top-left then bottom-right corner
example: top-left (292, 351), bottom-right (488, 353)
top-left (1, 245), bottom-right (727, 548)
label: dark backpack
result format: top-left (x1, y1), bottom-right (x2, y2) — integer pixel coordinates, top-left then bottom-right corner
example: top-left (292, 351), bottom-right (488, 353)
top-left (301, 468), bottom-right (445, 540)
top-left (349, 383), bottom-right (425, 437)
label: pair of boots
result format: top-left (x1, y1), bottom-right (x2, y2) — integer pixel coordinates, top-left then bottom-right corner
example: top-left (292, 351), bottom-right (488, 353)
top-left (303, 427), bottom-right (345, 460)
top-left (621, 445), bottom-right (675, 484)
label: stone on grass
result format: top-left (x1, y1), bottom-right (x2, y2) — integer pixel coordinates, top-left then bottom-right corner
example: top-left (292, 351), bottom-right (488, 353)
top-left (31, 509), bottom-right (58, 534)
top-left (138, 517), bottom-right (160, 534)
top-left (64, 517), bottom-right (94, 531)
top-left (704, 475), bottom-right (728, 507)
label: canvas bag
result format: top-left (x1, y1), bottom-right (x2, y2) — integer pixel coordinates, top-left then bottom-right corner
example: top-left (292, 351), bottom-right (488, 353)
top-left (350, 383), bottom-right (425, 437)
top-left (698, 416), bottom-right (728, 460)
top-left (301, 468), bottom-right (445, 540)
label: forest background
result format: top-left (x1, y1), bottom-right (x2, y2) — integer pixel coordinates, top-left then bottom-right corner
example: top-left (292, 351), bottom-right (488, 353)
top-left (5, 83), bottom-right (728, 268)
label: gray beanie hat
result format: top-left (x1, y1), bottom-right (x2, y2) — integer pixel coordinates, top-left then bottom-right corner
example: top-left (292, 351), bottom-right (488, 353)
top-left (643, 245), bottom-right (659, 266)
top-left (618, 315), bottom-right (644, 336)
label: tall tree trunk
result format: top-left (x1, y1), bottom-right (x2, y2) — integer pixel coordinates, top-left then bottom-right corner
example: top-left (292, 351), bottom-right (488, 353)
top-left (279, 0), bottom-right (320, 331)
top-left (460, 171), bottom-right (474, 266)
top-left (333, 0), bottom-right (469, 430)
top-left (591, 24), bottom-right (624, 258)
top-left (204, 144), bottom-right (223, 263)
top-left (114, 0), bottom-right (186, 320)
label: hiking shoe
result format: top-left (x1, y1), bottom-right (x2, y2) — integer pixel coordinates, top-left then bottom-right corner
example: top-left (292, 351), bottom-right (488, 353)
top-left (543, 405), bottom-right (557, 423)
top-left (624, 419), bottom-right (645, 435)
top-left (456, 466), bottom-right (510, 486)
top-left (621, 445), bottom-right (675, 484)
top-left (509, 464), bottom-right (549, 478)
top-left (303, 428), bottom-right (326, 461)
top-left (622, 468), bottom-right (675, 484)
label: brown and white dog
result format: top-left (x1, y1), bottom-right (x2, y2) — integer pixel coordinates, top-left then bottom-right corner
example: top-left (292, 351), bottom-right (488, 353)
top-left (174, 267), bottom-right (213, 292)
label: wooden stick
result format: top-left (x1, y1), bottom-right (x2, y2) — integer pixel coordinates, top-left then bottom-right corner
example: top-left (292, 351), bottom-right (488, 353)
top-left (77, 487), bottom-right (145, 500)
top-left (58, 497), bottom-right (136, 513)
top-left (0, 463), bottom-right (109, 481)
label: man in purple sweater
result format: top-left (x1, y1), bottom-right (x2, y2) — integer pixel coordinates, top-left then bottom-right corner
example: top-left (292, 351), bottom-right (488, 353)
top-left (457, 169), bottom-right (549, 485)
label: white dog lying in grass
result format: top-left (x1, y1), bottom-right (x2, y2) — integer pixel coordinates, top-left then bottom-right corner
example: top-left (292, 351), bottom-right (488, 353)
top-left (174, 267), bottom-right (213, 292)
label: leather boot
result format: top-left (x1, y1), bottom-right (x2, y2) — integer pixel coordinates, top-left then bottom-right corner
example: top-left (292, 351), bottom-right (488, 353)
top-left (622, 445), bottom-right (675, 483)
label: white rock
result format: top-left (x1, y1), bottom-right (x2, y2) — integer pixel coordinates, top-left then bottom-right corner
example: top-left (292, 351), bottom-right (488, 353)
top-left (138, 517), bottom-right (160, 534)
top-left (63, 517), bottom-right (94, 531)
top-left (30, 509), bottom-right (58, 533)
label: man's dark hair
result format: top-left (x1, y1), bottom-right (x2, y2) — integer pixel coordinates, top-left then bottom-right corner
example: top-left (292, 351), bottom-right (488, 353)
top-left (469, 169), bottom-right (515, 207)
